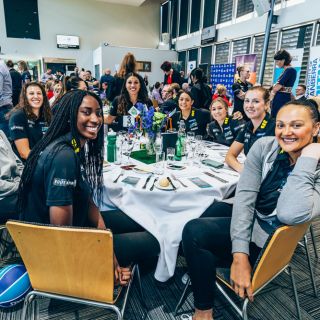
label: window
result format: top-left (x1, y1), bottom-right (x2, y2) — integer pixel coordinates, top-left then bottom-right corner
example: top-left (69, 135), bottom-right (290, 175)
top-left (217, 0), bottom-right (233, 24)
top-left (200, 46), bottom-right (213, 77)
top-left (171, 0), bottom-right (178, 39)
top-left (188, 48), bottom-right (199, 66)
top-left (161, 2), bottom-right (169, 34)
top-left (178, 51), bottom-right (187, 73)
top-left (281, 24), bottom-right (313, 84)
top-left (254, 32), bottom-right (278, 86)
top-left (203, 0), bottom-right (216, 28)
top-left (237, 0), bottom-right (254, 17)
top-left (179, 0), bottom-right (189, 36)
top-left (215, 42), bottom-right (230, 64)
top-left (232, 38), bottom-right (251, 61)
top-left (190, 0), bottom-right (201, 33)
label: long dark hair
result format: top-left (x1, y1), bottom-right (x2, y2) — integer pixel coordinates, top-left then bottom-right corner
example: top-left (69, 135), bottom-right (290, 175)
top-left (9, 82), bottom-right (51, 123)
top-left (117, 72), bottom-right (149, 115)
top-left (18, 90), bottom-right (104, 217)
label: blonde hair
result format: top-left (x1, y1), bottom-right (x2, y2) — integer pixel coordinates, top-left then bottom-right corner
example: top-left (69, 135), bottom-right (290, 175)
top-left (216, 84), bottom-right (227, 95)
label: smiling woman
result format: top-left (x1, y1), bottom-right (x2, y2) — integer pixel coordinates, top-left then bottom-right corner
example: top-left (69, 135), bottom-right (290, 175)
top-left (8, 82), bottom-right (51, 161)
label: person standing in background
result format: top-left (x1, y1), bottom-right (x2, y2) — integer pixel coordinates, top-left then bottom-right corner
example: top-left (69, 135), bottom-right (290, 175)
top-left (100, 68), bottom-right (114, 101)
top-left (0, 60), bottom-right (13, 137)
top-left (6, 60), bottom-right (22, 107)
top-left (295, 84), bottom-right (307, 102)
top-left (160, 61), bottom-right (182, 87)
top-left (18, 60), bottom-right (32, 84)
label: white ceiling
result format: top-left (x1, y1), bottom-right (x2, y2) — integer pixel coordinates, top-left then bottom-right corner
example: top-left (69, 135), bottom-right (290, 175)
top-left (95, 0), bottom-right (149, 6)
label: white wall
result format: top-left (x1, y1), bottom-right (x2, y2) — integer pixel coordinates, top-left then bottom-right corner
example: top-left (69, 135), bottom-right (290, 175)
top-left (0, 0), bottom-right (160, 70)
top-left (95, 45), bottom-right (178, 85)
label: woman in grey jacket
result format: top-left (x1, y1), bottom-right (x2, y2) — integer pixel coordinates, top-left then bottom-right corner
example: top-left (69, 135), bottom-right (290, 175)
top-left (182, 100), bottom-right (320, 320)
top-left (0, 130), bottom-right (23, 222)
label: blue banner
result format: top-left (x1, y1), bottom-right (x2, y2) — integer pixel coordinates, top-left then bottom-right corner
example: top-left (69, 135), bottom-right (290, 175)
top-left (210, 63), bottom-right (236, 94)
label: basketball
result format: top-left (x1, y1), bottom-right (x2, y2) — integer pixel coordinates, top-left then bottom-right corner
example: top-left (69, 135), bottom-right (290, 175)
top-left (0, 264), bottom-right (31, 308)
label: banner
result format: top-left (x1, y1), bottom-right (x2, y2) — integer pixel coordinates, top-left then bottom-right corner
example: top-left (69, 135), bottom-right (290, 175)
top-left (187, 61), bottom-right (196, 74)
top-left (234, 54), bottom-right (257, 85)
top-left (306, 46), bottom-right (320, 97)
top-left (210, 63), bottom-right (236, 94)
top-left (273, 48), bottom-right (303, 96)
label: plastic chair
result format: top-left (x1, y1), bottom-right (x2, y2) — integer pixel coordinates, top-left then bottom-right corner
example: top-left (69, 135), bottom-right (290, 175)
top-left (175, 222), bottom-right (311, 320)
top-left (6, 220), bottom-right (146, 320)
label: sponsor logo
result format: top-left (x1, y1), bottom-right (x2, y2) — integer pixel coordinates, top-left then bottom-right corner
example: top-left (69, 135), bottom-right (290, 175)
top-left (53, 178), bottom-right (77, 187)
top-left (10, 125), bottom-right (24, 131)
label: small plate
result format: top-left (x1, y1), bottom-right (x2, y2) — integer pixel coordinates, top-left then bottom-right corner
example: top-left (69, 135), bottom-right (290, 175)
top-left (167, 163), bottom-right (186, 170)
top-left (133, 166), bottom-right (153, 174)
top-left (155, 180), bottom-right (180, 191)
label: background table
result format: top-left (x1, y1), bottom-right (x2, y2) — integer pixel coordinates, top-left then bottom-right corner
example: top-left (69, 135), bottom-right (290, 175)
top-left (99, 142), bottom-right (243, 281)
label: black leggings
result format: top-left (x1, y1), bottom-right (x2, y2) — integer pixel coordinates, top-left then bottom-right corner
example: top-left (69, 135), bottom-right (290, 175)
top-left (101, 210), bottom-right (160, 267)
top-left (182, 201), bottom-right (261, 310)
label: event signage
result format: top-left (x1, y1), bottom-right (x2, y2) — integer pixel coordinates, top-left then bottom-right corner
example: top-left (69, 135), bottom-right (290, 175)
top-left (273, 48), bottom-right (303, 95)
top-left (306, 46), bottom-right (320, 97)
top-left (201, 26), bottom-right (216, 45)
top-left (187, 61), bottom-right (196, 73)
top-left (56, 35), bottom-right (80, 49)
top-left (210, 63), bottom-right (236, 94)
top-left (234, 54), bottom-right (257, 85)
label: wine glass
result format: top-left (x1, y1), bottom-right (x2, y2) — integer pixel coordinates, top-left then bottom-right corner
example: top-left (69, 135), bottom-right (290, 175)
top-left (166, 147), bottom-right (175, 165)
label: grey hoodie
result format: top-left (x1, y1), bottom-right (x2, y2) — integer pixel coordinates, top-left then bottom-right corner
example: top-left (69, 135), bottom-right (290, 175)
top-left (0, 130), bottom-right (23, 199)
top-left (231, 136), bottom-right (320, 255)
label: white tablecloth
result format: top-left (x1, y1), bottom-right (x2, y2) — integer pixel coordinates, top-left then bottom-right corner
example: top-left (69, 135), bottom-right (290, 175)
top-left (99, 142), bottom-right (243, 281)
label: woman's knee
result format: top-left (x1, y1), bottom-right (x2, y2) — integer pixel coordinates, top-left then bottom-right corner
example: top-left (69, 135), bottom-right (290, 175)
top-left (182, 219), bottom-right (206, 250)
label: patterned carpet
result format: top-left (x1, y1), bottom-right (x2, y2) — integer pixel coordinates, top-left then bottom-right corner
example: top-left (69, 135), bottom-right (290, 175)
top-left (0, 222), bottom-right (320, 320)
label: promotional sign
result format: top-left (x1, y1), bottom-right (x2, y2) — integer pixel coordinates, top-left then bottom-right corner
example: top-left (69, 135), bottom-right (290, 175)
top-left (234, 54), bottom-right (257, 85)
top-left (201, 26), bottom-right (216, 45)
top-left (187, 61), bottom-right (196, 73)
top-left (210, 63), bottom-right (236, 94)
top-left (273, 48), bottom-right (303, 95)
top-left (306, 46), bottom-right (320, 97)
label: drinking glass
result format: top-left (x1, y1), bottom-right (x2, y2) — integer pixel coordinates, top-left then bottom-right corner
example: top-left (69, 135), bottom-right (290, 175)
top-left (154, 151), bottom-right (165, 175)
top-left (166, 147), bottom-right (175, 165)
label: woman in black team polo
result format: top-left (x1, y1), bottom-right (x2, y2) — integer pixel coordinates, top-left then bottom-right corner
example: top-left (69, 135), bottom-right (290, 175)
top-left (225, 86), bottom-right (275, 172)
top-left (232, 65), bottom-right (253, 120)
top-left (171, 90), bottom-right (211, 137)
top-left (207, 97), bottom-right (246, 146)
top-left (9, 82), bottom-right (51, 161)
top-left (106, 72), bottom-right (152, 131)
top-left (17, 90), bottom-right (159, 285)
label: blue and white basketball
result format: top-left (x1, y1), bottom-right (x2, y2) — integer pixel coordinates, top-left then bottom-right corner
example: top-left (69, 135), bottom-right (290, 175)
top-left (0, 264), bottom-right (31, 308)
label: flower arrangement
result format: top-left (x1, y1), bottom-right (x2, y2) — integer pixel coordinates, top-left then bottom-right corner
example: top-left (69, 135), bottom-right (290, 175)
top-left (128, 103), bottom-right (167, 139)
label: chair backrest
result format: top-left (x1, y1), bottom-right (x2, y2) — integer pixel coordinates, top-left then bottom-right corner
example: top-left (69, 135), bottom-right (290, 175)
top-left (152, 99), bottom-right (159, 109)
top-left (6, 221), bottom-right (115, 303)
top-left (251, 222), bottom-right (310, 293)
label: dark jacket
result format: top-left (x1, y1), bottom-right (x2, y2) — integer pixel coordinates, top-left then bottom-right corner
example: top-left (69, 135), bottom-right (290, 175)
top-left (164, 70), bottom-right (182, 86)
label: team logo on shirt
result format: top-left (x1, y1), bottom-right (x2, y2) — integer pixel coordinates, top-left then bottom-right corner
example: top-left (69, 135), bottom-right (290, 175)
top-left (10, 125), bottom-right (24, 131)
top-left (53, 178), bottom-right (77, 187)
top-left (260, 120), bottom-right (268, 129)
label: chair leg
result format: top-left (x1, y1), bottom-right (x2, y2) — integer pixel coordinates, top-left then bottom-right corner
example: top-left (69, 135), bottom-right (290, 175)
top-left (303, 235), bottom-right (318, 297)
top-left (21, 291), bottom-right (36, 320)
top-left (174, 278), bottom-right (191, 316)
top-left (288, 266), bottom-right (302, 320)
top-left (242, 298), bottom-right (249, 320)
top-left (309, 225), bottom-right (318, 260)
top-left (135, 265), bottom-right (148, 310)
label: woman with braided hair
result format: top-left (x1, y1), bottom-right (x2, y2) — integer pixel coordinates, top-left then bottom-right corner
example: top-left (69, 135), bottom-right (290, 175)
top-left (18, 89), bottom-right (159, 285)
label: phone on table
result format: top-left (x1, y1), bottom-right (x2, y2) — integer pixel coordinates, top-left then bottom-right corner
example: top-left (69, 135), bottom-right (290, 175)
top-left (201, 159), bottom-right (224, 169)
top-left (189, 177), bottom-right (212, 188)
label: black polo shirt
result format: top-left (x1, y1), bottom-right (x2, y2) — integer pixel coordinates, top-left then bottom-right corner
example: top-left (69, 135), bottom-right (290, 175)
top-left (21, 71), bottom-right (31, 84)
top-left (109, 97), bottom-right (153, 131)
top-left (21, 133), bottom-right (91, 226)
top-left (9, 109), bottom-right (49, 157)
top-left (207, 117), bottom-right (246, 146)
top-left (235, 113), bottom-right (275, 155)
top-left (171, 108), bottom-right (211, 137)
top-left (232, 79), bottom-right (252, 116)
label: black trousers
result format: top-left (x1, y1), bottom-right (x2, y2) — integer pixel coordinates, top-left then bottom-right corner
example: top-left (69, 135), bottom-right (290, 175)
top-left (182, 201), bottom-right (261, 310)
top-left (0, 194), bottom-right (19, 224)
top-left (101, 210), bottom-right (160, 267)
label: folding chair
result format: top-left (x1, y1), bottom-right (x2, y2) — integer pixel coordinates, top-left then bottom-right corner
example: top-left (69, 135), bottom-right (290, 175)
top-left (175, 222), bottom-right (311, 320)
top-left (6, 220), bottom-right (146, 320)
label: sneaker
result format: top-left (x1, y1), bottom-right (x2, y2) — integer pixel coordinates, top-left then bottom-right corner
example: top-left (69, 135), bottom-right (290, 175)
top-left (181, 272), bottom-right (191, 285)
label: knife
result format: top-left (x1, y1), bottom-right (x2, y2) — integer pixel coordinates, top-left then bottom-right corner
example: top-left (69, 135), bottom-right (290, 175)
top-left (167, 176), bottom-right (177, 190)
top-left (142, 174), bottom-right (153, 189)
top-left (150, 177), bottom-right (159, 191)
top-left (203, 171), bottom-right (228, 183)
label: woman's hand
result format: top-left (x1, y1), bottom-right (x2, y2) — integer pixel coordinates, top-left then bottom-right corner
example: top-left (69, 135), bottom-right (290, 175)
top-left (232, 111), bottom-right (243, 120)
top-left (114, 254), bottom-right (132, 286)
top-left (301, 143), bottom-right (320, 161)
top-left (230, 253), bottom-right (253, 301)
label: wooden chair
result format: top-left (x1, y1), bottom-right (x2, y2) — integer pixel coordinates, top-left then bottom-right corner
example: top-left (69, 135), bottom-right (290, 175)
top-left (6, 221), bottom-right (146, 320)
top-left (175, 222), bottom-right (311, 320)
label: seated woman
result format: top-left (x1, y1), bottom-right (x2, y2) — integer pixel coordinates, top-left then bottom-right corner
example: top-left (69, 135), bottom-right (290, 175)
top-left (170, 90), bottom-right (211, 137)
top-left (207, 98), bottom-right (246, 146)
top-left (182, 100), bottom-right (320, 320)
top-left (9, 82), bottom-right (51, 161)
top-left (18, 90), bottom-right (159, 284)
top-left (225, 86), bottom-right (275, 172)
top-left (0, 130), bottom-right (23, 223)
top-left (106, 72), bottom-right (152, 131)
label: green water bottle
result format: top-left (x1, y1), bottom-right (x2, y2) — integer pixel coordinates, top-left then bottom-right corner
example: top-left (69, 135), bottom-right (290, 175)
top-left (107, 132), bottom-right (117, 162)
top-left (176, 120), bottom-right (186, 160)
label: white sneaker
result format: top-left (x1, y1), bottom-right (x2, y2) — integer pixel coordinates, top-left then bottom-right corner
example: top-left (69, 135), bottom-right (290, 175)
top-left (181, 272), bottom-right (191, 285)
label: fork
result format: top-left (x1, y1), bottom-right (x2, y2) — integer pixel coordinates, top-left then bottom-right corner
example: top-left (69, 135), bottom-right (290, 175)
top-left (171, 173), bottom-right (188, 188)
top-left (113, 171), bottom-right (123, 183)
